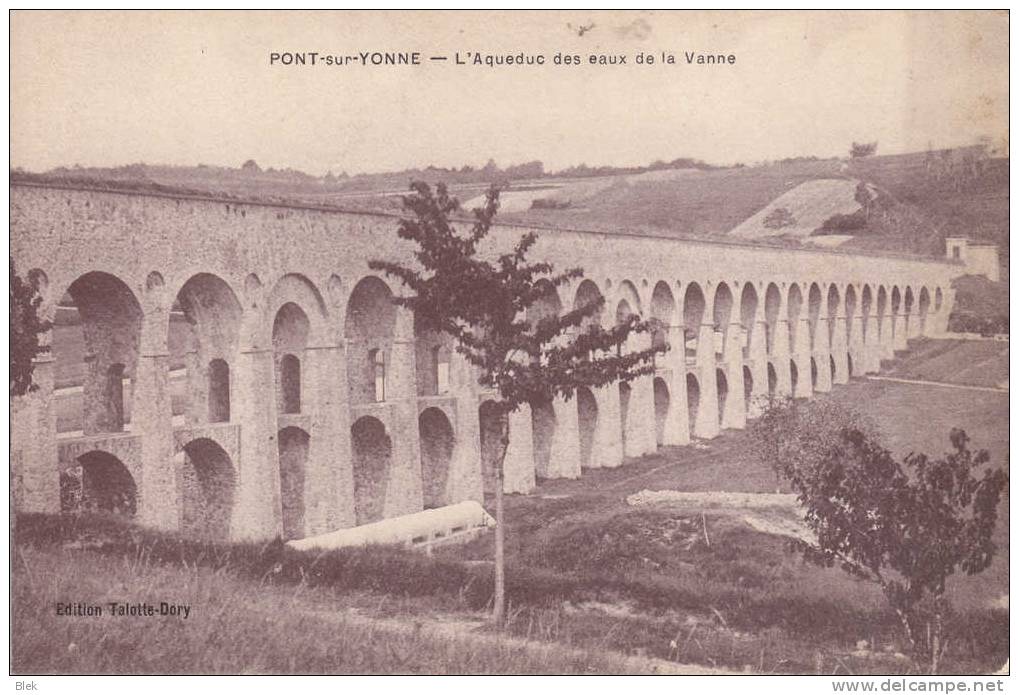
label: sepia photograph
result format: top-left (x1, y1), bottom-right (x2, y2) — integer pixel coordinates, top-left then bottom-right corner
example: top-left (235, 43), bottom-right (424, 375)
top-left (8, 9), bottom-right (1011, 682)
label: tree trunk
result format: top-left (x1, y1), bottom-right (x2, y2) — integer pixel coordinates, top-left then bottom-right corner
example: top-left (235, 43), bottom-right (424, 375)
top-left (895, 607), bottom-right (919, 666)
top-left (930, 606), bottom-right (945, 675)
top-left (492, 417), bottom-right (510, 626)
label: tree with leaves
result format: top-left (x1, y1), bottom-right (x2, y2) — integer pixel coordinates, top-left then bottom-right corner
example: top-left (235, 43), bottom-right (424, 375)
top-left (750, 398), bottom-right (1007, 673)
top-left (371, 182), bottom-right (663, 623)
top-left (10, 258), bottom-right (51, 397)
top-left (850, 141), bottom-right (878, 158)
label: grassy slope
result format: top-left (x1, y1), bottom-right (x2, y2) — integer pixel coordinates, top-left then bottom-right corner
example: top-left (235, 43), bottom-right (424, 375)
top-left (458, 370), bottom-right (1009, 673)
top-left (19, 151), bottom-right (1007, 260)
top-left (498, 151), bottom-right (1008, 262)
top-left (500, 159), bottom-right (843, 238)
top-left (12, 545), bottom-right (651, 675)
top-left (18, 342), bottom-right (1008, 675)
top-left (846, 155), bottom-right (1009, 262)
top-left (879, 338), bottom-right (1008, 388)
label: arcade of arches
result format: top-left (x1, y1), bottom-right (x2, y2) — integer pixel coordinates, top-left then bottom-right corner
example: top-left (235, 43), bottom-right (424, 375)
top-left (11, 186), bottom-right (959, 542)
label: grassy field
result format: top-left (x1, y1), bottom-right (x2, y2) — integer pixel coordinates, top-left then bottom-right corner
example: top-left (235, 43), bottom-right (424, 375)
top-left (500, 159), bottom-right (843, 238)
top-left (19, 150), bottom-right (1009, 261)
top-left (446, 374), bottom-right (1009, 674)
top-left (15, 343), bottom-right (1009, 675)
top-left (879, 338), bottom-right (1008, 389)
top-left (13, 544), bottom-right (663, 674)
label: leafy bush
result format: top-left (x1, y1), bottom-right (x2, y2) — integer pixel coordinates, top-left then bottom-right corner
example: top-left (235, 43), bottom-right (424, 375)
top-left (530, 197), bottom-right (572, 210)
top-left (850, 141), bottom-right (878, 158)
top-left (10, 259), bottom-right (52, 396)
top-left (749, 398), bottom-right (1007, 673)
top-left (763, 206), bottom-right (796, 229)
top-left (815, 210), bottom-right (868, 234)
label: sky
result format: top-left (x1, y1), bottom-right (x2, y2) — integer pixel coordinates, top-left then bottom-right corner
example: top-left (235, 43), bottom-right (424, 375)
top-left (10, 10), bottom-right (1010, 175)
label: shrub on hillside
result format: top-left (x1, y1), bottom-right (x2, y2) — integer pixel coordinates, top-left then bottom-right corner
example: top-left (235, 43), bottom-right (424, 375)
top-left (763, 206), bottom-right (796, 229)
top-left (850, 141), bottom-right (878, 158)
top-left (530, 197), bottom-right (571, 210)
top-left (814, 209), bottom-right (868, 234)
top-left (749, 398), bottom-right (1007, 674)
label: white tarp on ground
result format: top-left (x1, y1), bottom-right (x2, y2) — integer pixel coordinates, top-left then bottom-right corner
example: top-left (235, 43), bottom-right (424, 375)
top-left (626, 489), bottom-right (815, 543)
top-left (626, 490), bottom-right (798, 509)
top-left (287, 500), bottom-right (495, 552)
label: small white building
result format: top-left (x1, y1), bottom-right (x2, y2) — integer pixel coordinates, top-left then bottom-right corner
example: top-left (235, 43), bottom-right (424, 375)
top-left (945, 237), bottom-right (1000, 282)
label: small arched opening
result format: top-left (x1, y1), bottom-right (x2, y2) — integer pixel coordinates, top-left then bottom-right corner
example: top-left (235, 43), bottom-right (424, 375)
top-left (574, 280), bottom-right (605, 363)
top-left (739, 283), bottom-right (759, 359)
top-left (918, 287), bottom-right (931, 335)
top-left (810, 357), bottom-right (819, 389)
top-left (790, 359), bottom-right (799, 396)
top-left (104, 363), bottom-right (126, 431)
top-left (181, 438), bottom-right (236, 540)
top-left (826, 285), bottom-right (841, 345)
top-left (530, 398), bottom-right (556, 478)
top-left (368, 348), bottom-right (386, 402)
top-left (844, 285), bottom-right (857, 343)
top-left (419, 407), bottom-right (454, 508)
top-left (278, 426), bottom-right (309, 540)
top-left (67, 451), bottom-right (137, 516)
top-left (715, 369), bottom-right (728, 426)
top-left (618, 382), bottom-right (632, 451)
top-left (861, 285), bottom-right (874, 343)
top-left (171, 273), bottom-right (242, 427)
top-left (650, 281), bottom-right (677, 365)
top-left (57, 272), bottom-right (143, 435)
top-left (208, 358), bottom-right (230, 423)
top-left (577, 387), bottom-right (598, 467)
top-left (713, 283), bottom-right (734, 358)
top-left (345, 276), bottom-right (397, 406)
top-left (685, 373), bottom-right (700, 435)
top-left (877, 286), bottom-right (888, 338)
top-left (351, 416), bottom-right (392, 525)
top-left (807, 283), bottom-right (822, 350)
top-left (527, 280), bottom-right (563, 332)
top-left (767, 362), bottom-right (777, 398)
top-left (615, 296), bottom-right (637, 356)
top-left (742, 365), bottom-right (753, 412)
top-left (616, 281), bottom-right (643, 358)
top-left (415, 318), bottom-right (452, 397)
top-left (273, 302), bottom-right (309, 414)
top-left (764, 283), bottom-right (781, 355)
top-left (788, 284), bottom-right (804, 354)
top-left (683, 283), bottom-right (706, 362)
top-left (653, 377), bottom-right (670, 447)
top-left (278, 354), bottom-right (302, 414)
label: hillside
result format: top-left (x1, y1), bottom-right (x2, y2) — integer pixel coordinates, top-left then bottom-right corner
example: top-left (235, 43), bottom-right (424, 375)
top-left (11, 148), bottom-right (1009, 263)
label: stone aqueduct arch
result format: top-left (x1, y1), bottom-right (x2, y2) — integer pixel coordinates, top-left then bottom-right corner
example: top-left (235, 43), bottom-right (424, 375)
top-left (10, 185), bottom-right (960, 540)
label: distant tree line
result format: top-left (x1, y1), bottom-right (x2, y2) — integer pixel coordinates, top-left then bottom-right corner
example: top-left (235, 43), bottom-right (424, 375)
top-left (28, 154), bottom-right (726, 193)
top-left (548, 157), bottom-right (719, 178)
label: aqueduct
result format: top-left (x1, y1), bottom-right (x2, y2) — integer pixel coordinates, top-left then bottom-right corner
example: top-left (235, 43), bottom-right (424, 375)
top-left (10, 183), bottom-right (961, 540)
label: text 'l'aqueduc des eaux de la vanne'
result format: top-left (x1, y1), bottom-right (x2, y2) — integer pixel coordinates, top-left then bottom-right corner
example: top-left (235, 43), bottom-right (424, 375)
top-left (268, 51), bottom-right (737, 67)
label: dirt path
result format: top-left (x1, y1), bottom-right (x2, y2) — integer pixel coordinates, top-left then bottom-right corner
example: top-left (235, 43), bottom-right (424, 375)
top-left (864, 375), bottom-right (1008, 393)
